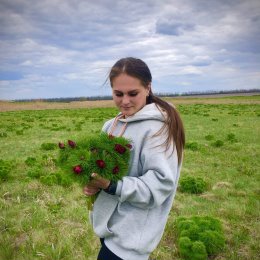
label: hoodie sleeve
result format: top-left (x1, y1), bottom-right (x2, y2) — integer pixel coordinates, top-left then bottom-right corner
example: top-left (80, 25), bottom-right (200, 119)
top-left (102, 119), bottom-right (114, 132)
top-left (115, 132), bottom-right (180, 209)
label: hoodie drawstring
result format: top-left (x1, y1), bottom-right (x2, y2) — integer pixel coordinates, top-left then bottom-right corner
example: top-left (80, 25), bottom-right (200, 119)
top-left (109, 114), bottom-right (128, 137)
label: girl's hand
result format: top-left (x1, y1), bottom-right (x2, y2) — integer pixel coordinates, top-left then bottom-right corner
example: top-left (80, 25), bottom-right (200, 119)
top-left (83, 185), bottom-right (100, 196)
top-left (89, 173), bottom-right (110, 189)
top-left (83, 173), bottom-right (110, 196)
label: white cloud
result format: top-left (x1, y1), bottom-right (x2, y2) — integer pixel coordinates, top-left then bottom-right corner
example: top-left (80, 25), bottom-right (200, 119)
top-left (0, 0), bottom-right (259, 100)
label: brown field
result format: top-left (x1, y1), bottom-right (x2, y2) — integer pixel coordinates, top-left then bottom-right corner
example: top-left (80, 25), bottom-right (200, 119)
top-left (0, 93), bottom-right (259, 112)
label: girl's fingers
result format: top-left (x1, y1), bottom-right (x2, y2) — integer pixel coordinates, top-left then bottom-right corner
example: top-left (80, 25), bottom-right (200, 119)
top-left (90, 173), bottom-right (110, 189)
top-left (83, 185), bottom-right (100, 196)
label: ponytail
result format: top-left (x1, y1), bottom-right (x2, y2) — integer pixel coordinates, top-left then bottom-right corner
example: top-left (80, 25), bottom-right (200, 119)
top-left (148, 91), bottom-right (185, 164)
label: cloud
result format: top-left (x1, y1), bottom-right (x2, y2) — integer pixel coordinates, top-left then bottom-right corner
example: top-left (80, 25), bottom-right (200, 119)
top-left (0, 0), bottom-right (259, 100)
top-left (156, 20), bottom-right (195, 36)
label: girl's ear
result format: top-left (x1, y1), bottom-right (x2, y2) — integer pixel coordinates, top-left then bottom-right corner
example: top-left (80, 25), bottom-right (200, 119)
top-left (147, 83), bottom-right (151, 96)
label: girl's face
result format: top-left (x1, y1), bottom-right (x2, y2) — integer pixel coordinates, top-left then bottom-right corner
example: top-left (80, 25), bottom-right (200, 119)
top-left (112, 73), bottom-right (150, 117)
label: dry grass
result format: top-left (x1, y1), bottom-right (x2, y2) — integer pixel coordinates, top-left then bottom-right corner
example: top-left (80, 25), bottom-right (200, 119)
top-left (1, 94), bottom-right (259, 112)
top-left (0, 100), bottom-right (115, 112)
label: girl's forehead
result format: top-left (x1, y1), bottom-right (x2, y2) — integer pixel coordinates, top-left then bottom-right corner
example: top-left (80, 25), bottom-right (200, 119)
top-left (112, 75), bottom-right (143, 88)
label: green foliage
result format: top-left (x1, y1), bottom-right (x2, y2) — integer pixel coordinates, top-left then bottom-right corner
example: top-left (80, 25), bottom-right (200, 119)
top-left (43, 171), bottom-right (74, 186)
top-left (179, 237), bottom-right (207, 260)
top-left (0, 132), bottom-right (7, 138)
top-left (25, 157), bottom-right (37, 166)
top-left (0, 159), bottom-right (12, 181)
top-left (40, 173), bottom-right (59, 185)
top-left (57, 133), bottom-right (132, 185)
top-left (185, 141), bottom-right (199, 151)
top-left (27, 166), bottom-right (43, 179)
top-left (179, 176), bottom-right (207, 194)
top-left (176, 216), bottom-right (225, 260)
top-left (199, 230), bottom-right (226, 255)
top-left (0, 100), bottom-right (259, 260)
top-left (16, 130), bottom-right (24, 135)
top-left (227, 133), bottom-right (237, 143)
top-left (41, 142), bottom-right (57, 150)
top-left (205, 134), bottom-right (214, 141)
top-left (212, 140), bottom-right (224, 147)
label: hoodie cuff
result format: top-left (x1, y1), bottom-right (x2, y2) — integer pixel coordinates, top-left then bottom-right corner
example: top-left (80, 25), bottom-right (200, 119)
top-left (115, 180), bottom-right (123, 196)
top-left (104, 181), bottom-right (118, 195)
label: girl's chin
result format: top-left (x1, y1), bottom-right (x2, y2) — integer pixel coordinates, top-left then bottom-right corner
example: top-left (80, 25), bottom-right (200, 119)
top-left (120, 108), bottom-right (134, 116)
top-left (122, 111), bottom-right (134, 117)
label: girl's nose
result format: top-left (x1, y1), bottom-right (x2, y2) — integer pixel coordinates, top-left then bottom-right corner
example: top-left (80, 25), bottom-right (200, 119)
top-left (122, 95), bottom-right (130, 104)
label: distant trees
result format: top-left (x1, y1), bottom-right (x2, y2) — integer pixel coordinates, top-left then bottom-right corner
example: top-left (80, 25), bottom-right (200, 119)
top-left (14, 88), bottom-right (260, 102)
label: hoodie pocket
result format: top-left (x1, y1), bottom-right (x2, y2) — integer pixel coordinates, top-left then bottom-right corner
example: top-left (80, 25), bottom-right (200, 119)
top-left (92, 191), bottom-right (118, 238)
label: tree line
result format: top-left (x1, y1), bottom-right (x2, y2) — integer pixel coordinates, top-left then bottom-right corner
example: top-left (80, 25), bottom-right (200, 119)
top-left (14, 88), bottom-right (260, 102)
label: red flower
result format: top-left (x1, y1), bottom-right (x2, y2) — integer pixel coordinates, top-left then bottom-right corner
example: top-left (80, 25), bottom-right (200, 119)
top-left (73, 165), bottom-right (83, 174)
top-left (58, 142), bottom-right (65, 149)
top-left (126, 143), bottom-right (132, 149)
top-left (112, 166), bottom-right (119, 174)
top-left (114, 144), bottom-right (126, 154)
top-left (96, 160), bottom-right (106, 168)
top-left (68, 140), bottom-right (76, 148)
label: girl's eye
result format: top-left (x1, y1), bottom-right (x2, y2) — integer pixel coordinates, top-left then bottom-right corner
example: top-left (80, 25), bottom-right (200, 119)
top-left (115, 93), bottom-right (123, 97)
top-left (129, 92), bottom-right (138, 97)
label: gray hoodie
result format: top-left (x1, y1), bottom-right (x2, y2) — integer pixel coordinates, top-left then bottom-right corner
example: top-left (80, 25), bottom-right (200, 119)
top-left (90, 103), bottom-right (182, 260)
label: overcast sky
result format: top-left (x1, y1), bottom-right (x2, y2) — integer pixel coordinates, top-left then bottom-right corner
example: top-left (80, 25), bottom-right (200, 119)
top-left (0, 0), bottom-right (260, 100)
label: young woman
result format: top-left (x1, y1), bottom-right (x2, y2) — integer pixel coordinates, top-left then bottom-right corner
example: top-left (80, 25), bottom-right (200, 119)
top-left (83, 57), bottom-right (185, 260)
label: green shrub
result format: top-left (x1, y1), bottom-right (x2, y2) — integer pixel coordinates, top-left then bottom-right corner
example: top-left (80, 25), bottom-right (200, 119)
top-left (54, 171), bottom-right (73, 187)
top-left (199, 230), bottom-right (225, 255)
top-left (31, 169), bottom-right (73, 187)
top-left (212, 140), bottom-right (224, 147)
top-left (27, 167), bottom-right (42, 179)
top-left (41, 142), bottom-right (57, 150)
top-left (179, 237), bottom-right (207, 260)
top-left (0, 132), bottom-right (7, 138)
top-left (227, 133), bottom-right (237, 143)
top-left (185, 141), bottom-right (199, 151)
top-left (0, 160), bottom-right (12, 181)
top-left (179, 176), bottom-right (207, 194)
top-left (16, 130), bottom-right (24, 135)
top-left (25, 157), bottom-right (37, 166)
top-left (176, 216), bottom-right (225, 260)
top-left (205, 134), bottom-right (214, 141)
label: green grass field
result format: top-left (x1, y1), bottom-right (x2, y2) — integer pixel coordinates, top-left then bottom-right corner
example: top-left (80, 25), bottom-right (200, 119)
top-left (0, 96), bottom-right (259, 260)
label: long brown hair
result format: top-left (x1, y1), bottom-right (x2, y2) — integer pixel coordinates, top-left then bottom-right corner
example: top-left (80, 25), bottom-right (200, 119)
top-left (109, 57), bottom-right (185, 164)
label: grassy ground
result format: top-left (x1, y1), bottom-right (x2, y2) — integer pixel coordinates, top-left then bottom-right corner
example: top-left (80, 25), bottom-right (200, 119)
top-left (0, 96), bottom-right (259, 260)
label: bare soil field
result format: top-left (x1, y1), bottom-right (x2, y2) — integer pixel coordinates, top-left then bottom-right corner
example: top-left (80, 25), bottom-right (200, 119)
top-left (0, 93), bottom-right (259, 112)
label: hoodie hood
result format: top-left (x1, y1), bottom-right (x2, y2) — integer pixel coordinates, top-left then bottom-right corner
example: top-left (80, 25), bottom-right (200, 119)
top-left (118, 103), bottom-right (166, 123)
